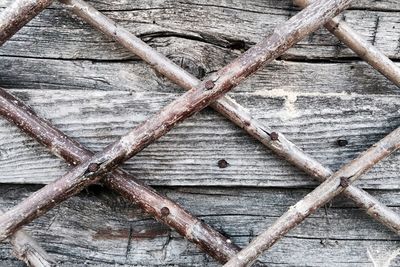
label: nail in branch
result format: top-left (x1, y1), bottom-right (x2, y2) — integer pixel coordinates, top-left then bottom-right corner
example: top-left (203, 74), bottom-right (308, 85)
top-left (0, 0), bottom-right (352, 244)
top-left (60, 0), bottom-right (400, 234)
top-left (0, 0), bottom-right (53, 46)
top-left (294, 0), bottom-right (400, 87)
top-left (224, 127), bottom-right (400, 266)
top-left (0, 89), bottom-right (239, 263)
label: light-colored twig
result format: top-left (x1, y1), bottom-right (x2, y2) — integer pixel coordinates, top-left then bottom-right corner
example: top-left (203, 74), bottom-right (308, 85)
top-left (0, 209), bottom-right (56, 267)
top-left (0, 87), bottom-right (240, 263)
top-left (224, 127), bottom-right (400, 266)
top-left (0, 0), bottom-right (352, 244)
top-left (60, 0), bottom-right (400, 234)
top-left (294, 0), bottom-right (400, 87)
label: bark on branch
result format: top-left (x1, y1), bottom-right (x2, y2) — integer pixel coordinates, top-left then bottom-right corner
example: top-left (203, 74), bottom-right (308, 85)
top-left (0, 210), bottom-right (56, 267)
top-left (0, 88), bottom-right (240, 263)
top-left (294, 0), bottom-right (400, 87)
top-left (0, 0), bottom-right (352, 248)
top-left (224, 127), bottom-right (400, 267)
top-left (0, 0), bottom-right (53, 45)
top-left (60, 0), bottom-right (400, 234)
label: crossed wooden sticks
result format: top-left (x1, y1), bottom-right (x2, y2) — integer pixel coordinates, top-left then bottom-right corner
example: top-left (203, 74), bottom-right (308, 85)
top-left (0, 0), bottom-right (399, 266)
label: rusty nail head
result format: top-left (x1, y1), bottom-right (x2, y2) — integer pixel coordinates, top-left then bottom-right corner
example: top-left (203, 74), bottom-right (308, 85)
top-left (88, 163), bottom-right (100, 172)
top-left (270, 132), bottom-right (279, 141)
top-left (340, 177), bottom-right (349, 188)
top-left (217, 159), bottom-right (229, 169)
top-left (161, 207), bottom-right (170, 217)
top-left (204, 80), bottom-right (215, 90)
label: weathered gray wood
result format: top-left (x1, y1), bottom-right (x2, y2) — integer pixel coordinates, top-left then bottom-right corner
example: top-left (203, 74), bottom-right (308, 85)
top-left (0, 185), bottom-right (399, 266)
top-left (225, 127), bottom-right (400, 266)
top-left (0, 59), bottom-right (398, 188)
top-left (0, 0), bottom-right (398, 11)
top-left (0, 1), bottom-right (399, 60)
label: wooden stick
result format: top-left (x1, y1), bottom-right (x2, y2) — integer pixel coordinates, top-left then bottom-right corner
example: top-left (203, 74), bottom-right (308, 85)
top-left (60, 0), bottom-right (400, 234)
top-left (0, 0), bottom-right (352, 244)
top-left (224, 127), bottom-right (400, 267)
top-left (0, 210), bottom-right (56, 267)
top-left (0, 0), bottom-right (53, 46)
top-left (0, 88), bottom-right (240, 263)
top-left (294, 0), bottom-right (400, 87)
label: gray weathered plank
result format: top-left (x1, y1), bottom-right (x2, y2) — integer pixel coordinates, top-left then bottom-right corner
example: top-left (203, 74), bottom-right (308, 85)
top-left (0, 56), bottom-right (399, 188)
top-left (0, 185), bottom-right (399, 266)
top-left (0, 0), bottom-right (399, 60)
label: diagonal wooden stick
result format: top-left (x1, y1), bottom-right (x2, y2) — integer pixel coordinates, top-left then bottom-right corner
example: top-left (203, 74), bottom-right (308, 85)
top-left (0, 0), bottom-right (361, 262)
top-left (294, 0), bottom-right (400, 87)
top-left (0, 88), bottom-right (240, 263)
top-left (0, 1), bottom-right (240, 262)
top-left (0, 0), bottom-right (53, 45)
top-left (0, 0), bottom-right (352, 244)
top-left (59, 0), bottom-right (400, 234)
top-left (0, 210), bottom-right (56, 267)
top-left (224, 127), bottom-right (400, 267)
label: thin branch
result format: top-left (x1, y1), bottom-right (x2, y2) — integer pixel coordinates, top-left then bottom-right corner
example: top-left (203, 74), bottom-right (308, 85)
top-left (0, 0), bottom-right (352, 246)
top-left (0, 88), bottom-right (239, 263)
top-left (294, 0), bottom-right (400, 87)
top-left (0, 210), bottom-right (56, 267)
top-left (224, 127), bottom-right (400, 267)
top-left (0, 0), bottom-right (53, 46)
top-left (60, 0), bottom-right (400, 234)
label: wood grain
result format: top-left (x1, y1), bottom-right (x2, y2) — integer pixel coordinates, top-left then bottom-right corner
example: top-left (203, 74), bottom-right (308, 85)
top-left (0, 59), bottom-right (398, 188)
top-left (0, 184), bottom-right (399, 266)
top-left (0, 0), bottom-right (399, 61)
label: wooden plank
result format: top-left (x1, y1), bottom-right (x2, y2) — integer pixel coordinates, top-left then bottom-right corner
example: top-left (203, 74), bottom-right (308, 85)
top-left (0, 56), bottom-right (399, 187)
top-left (0, 1), bottom-right (399, 60)
top-left (0, 0), bottom-right (398, 11)
top-left (0, 185), bottom-right (399, 266)
top-left (0, 0), bottom-right (399, 11)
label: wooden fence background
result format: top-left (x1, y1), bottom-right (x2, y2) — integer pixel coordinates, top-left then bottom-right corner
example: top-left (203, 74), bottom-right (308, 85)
top-left (0, 0), bottom-right (399, 265)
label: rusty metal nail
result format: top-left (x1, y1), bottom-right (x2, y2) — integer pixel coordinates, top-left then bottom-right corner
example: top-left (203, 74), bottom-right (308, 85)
top-left (337, 139), bottom-right (348, 147)
top-left (161, 207), bottom-right (170, 217)
top-left (204, 80), bottom-right (215, 90)
top-left (218, 159), bottom-right (229, 168)
top-left (270, 132), bottom-right (279, 141)
top-left (88, 163), bottom-right (100, 172)
top-left (340, 177), bottom-right (349, 188)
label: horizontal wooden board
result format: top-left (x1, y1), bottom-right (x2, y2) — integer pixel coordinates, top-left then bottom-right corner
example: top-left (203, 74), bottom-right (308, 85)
top-left (0, 0), bottom-right (399, 61)
top-left (0, 56), bottom-right (399, 188)
top-left (0, 185), bottom-right (399, 266)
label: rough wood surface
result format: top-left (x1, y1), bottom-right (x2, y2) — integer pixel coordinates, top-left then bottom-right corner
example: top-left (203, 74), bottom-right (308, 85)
top-left (0, 59), bottom-right (399, 188)
top-left (0, 184), bottom-right (399, 266)
top-left (225, 127), bottom-right (400, 266)
top-left (0, 0), bottom-right (400, 60)
top-left (0, 0), bottom-right (352, 244)
top-left (0, 0), bottom-right (399, 265)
